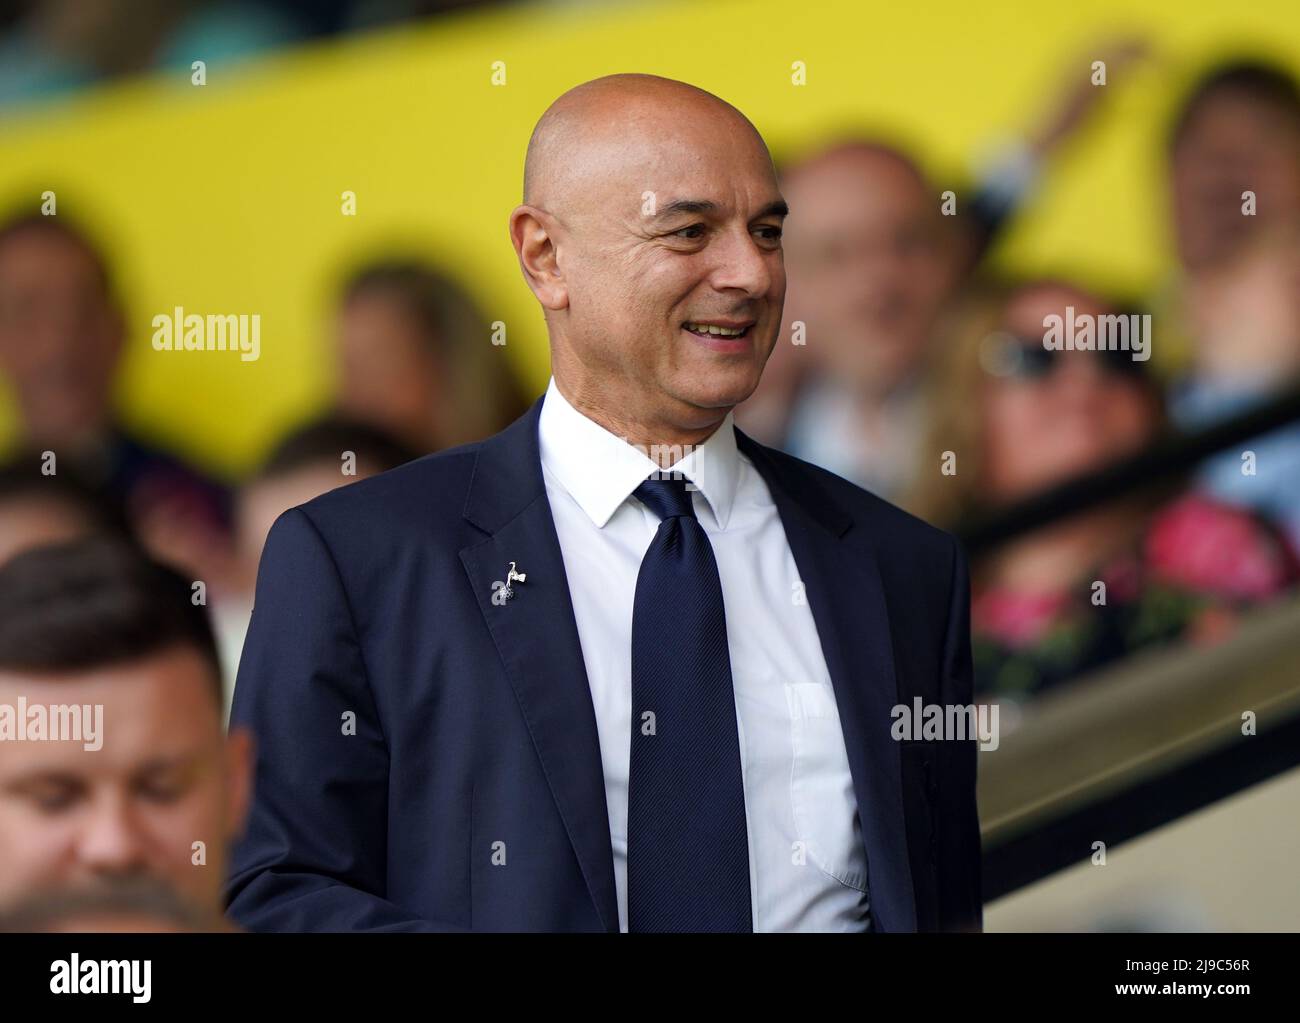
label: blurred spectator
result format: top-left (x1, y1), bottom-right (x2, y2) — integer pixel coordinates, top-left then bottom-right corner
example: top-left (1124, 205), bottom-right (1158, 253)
top-left (0, 538), bottom-right (252, 924)
top-left (761, 140), bottom-right (960, 498)
top-left (213, 414), bottom-right (416, 710)
top-left (0, 211), bottom-right (233, 584)
top-left (910, 280), bottom-right (1300, 698)
top-left (740, 40), bottom-right (1149, 502)
top-left (1159, 59), bottom-right (1300, 549)
top-left (336, 260), bottom-right (529, 455)
top-left (0, 874), bottom-right (231, 932)
top-left (0, 458), bottom-right (131, 565)
top-left (0, 0), bottom-right (304, 111)
top-left (1167, 60), bottom-right (1300, 278)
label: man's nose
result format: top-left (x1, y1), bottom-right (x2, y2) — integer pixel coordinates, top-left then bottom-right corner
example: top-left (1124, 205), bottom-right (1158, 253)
top-left (76, 793), bottom-right (150, 875)
top-left (709, 226), bottom-right (775, 296)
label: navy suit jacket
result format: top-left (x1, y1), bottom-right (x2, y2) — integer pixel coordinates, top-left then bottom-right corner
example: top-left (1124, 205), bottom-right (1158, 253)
top-left (225, 393), bottom-right (982, 932)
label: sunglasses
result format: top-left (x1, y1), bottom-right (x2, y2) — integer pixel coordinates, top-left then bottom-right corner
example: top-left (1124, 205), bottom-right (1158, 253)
top-left (978, 331), bottom-right (1150, 381)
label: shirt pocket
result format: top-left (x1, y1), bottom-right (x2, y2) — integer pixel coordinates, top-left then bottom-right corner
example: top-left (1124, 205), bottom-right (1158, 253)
top-left (785, 682), bottom-right (869, 893)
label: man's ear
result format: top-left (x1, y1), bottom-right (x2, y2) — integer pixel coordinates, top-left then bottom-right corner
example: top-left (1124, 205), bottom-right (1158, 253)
top-left (223, 726), bottom-right (256, 839)
top-left (509, 204), bottom-right (569, 311)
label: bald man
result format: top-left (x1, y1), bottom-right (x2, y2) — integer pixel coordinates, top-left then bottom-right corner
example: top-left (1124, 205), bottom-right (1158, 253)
top-left (227, 74), bottom-right (981, 933)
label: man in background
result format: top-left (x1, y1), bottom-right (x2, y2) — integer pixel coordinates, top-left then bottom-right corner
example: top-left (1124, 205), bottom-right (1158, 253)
top-left (335, 260), bottom-right (528, 454)
top-left (212, 414), bottom-right (416, 713)
top-left (0, 212), bottom-right (232, 582)
top-left (741, 40), bottom-right (1148, 502)
top-left (0, 538), bottom-right (252, 928)
top-left (0, 457), bottom-right (130, 566)
top-left (1160, 60), bottom-right (1300, 549)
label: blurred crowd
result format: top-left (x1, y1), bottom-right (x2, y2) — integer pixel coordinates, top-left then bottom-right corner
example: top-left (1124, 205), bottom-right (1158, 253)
top-left (0, 0), bottom-right (495, 111)
top-left (0, 26), bottom-right (1298, 931)
top-left (740, 52), bottom-right (1300, 700)
top-left (0, 215), bottom-right (528, 931)
top-left (0, 212), bottom-right (530, 709)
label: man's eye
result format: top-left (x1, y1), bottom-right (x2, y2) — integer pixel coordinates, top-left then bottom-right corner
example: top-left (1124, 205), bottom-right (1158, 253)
top-left (672, 224), bottom-right (706, 240)
top-left (29, 788), bottom-right (79, 813)
top-left (755, 225), bottom-right (783, 243)
top-left (138, 779), bottom-right (187, 804)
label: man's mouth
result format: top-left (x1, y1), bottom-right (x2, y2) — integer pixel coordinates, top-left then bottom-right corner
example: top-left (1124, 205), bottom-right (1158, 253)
top-left (681, 321), bottom-right (754, 349)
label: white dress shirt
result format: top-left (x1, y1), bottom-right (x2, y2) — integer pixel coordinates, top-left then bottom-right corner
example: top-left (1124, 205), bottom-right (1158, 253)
top-left (538, 376), bottom-right (871, 932)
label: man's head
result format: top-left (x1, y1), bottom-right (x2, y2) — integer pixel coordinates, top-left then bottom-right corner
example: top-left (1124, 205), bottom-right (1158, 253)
top-left (0, 460), bottom-right (131, 568)
top-left (510, 74), bottom-right (788, 439)
top-left (337, 261), bottom-right (476, 452)
top-left (1169, 60), bottom-right (1300, 274)
top-left (0, 539), bottom-right (252, 920)
top-left (780, 140), bottom-right (956, 394)
top-left (0, 214), bottom-right (125, 449)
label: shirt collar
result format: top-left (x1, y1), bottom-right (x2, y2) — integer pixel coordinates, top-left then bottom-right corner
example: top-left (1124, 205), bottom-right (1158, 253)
top-left (538, 376), bottom-right (742, 530)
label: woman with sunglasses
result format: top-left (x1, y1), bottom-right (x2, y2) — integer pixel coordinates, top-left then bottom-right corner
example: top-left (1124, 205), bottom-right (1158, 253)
top-left (908, 280), bottom-right (1300, 700)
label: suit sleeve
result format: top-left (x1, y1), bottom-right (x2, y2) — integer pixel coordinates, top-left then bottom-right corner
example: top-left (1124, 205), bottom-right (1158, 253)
top-left (936, 533), bottom-right (983, 932)
top-left (224, 506), bottom-right (463, 932)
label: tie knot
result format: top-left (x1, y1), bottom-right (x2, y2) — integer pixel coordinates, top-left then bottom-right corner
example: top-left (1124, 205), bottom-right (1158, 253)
top-left (634, 475), bottom-right (697, 522)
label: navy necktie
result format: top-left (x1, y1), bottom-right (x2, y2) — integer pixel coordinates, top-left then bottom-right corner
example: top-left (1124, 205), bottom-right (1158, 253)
top-left (627, 474), bottom-right (752, 932)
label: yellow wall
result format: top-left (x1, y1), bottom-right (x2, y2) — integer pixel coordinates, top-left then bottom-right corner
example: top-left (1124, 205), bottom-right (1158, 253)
top-left (1, 0), bottom-right (1296, 477)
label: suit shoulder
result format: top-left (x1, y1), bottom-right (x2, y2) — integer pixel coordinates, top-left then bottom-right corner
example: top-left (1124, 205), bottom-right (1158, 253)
top-left (750, 439), bottom-right (959, 560)
top-left (291, 439), bottom-right (481, 531)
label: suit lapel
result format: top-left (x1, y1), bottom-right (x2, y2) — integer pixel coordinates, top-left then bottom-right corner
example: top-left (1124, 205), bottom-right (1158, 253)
top-left (460, 396), bottom-right (620, 932)
top-left (736, 428), bottom-right (918, 932)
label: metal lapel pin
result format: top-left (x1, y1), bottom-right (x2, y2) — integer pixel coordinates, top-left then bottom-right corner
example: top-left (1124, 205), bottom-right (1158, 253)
top-left (499, 561), bottom-right (527, 602)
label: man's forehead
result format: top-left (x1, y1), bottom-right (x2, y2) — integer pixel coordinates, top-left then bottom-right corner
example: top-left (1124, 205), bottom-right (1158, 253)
top-left (0, 661), bottom-right (221, 732)
top-left (635, 193), bottom-right (788, 224)
top-left (0, 677), bottom-right (217, 774)
top-left (604, 145), bottom-right (784, 215)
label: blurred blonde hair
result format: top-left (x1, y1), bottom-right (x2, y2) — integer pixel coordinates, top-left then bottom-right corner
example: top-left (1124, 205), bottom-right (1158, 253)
top-left (905, 278), bottom-right (1169, 531)
top-left (903, 282), bottom-right (1013, 529)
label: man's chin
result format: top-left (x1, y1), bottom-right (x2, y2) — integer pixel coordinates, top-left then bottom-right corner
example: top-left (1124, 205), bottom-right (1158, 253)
top-left (668, 368), bottom-right (763, 416)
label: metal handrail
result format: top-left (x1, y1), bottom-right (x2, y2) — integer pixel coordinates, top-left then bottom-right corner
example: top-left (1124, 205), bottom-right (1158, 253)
top-left (958, 381), bottom-right (1300, 555)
